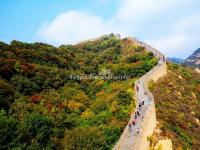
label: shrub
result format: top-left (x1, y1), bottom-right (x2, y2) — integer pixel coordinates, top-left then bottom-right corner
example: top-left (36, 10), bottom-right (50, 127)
top-left (0, 80), bottom-right (15, 110)
top-left (19, 113), bottom-right (54, 149)
top-left (11, 75), bottom-right (39, 95)
top-left (0, 110), bottom-right (19, 149)
top-left (117, 91), bottom-right (132, 106)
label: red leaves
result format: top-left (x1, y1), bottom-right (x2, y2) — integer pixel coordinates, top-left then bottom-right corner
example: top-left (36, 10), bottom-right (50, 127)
top-left (6, 58), bottom-right (16, 64)
top-left (21, 63), bottom-right (35, 73)
top-left (197, 85), bottom-right (200, 93)
top-left (58, 102), bottom-right (64, 109)
top-left (46, 102), bottom-right (52, 111)
top-left (31, 95), bottom-right (41, 103)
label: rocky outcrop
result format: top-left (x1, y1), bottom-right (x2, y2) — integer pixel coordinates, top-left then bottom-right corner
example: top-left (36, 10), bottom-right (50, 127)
top-left (154, 139), bottom-right (173, 150)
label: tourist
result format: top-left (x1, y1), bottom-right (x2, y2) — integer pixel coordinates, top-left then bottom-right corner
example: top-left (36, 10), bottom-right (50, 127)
top-left (138, 107), bottom-right (141, 111)
top-left (137, 111), bottom-right (140, 116)
top-left (142, 101), bottom-right (144, 105)
top-left (136, 85), bottom-right (139, 92)
top-left (134, 112), bottom-right (137, 119)
top-left (128, 123), bottom-right (132, 132)
top-left (141, 115), bottom-right (144, 121)
top-left (137, 128), bottom-right (140, 135)
top-left (138, 104), bottom-right (141, 111)
top-left (132, 119), bottom-right (136, 125)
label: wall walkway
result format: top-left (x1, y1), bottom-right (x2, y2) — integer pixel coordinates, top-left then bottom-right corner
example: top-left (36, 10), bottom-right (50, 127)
top-left (113, 37), bottom-right (167, 150)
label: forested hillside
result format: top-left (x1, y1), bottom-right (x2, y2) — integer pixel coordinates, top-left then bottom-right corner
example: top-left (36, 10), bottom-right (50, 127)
top-left (0, 35), bottom-right (158, 149)
top-left (150, 63), bottom-right (200, 150)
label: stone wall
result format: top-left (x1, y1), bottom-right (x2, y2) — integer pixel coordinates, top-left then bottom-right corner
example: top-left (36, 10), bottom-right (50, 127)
top-left (113, 38), bottom-right (167, 150)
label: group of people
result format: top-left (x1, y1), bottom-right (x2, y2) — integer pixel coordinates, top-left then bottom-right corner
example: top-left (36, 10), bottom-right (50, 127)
top-left (128, 51), bottom-right (165, 135)
top-left (128, 99), bottom-right (145, 134)
top-left (159, 56), bottom-right (166, 65)
top-left (138, 101), bottom-right (144, 110)
top-left (128, 78), bottom-right (148, 135)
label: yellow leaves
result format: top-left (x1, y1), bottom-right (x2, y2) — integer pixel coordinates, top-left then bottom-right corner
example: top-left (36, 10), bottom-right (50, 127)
top-left (72, 92), bottom-right (89, 104)
top-left (176, 91), bottom-right (182, 99)
top-left (95, 80), bottom-right (104, 87)
top-left (153, 139), bottom-right (173, 150)
top-left (110, 101), bottom-right (119, 113)
top-left (191, 92), bottom-right (197, 99)
top-left (178, 113), bottom-right (185, 119)
top-left (96, 89), bottom-right (118, 103)
top-left (129, 78), bottom-right (136, 86)
top-left (96, 90), bottom-right (105, 97)
top-left (81, 109), bottom-right (95, 119)
top-left (127, 88), bottom-right (134, 97)
top-left (78, 61), bottom-right (84, 65)
top-left (67, 100), bottom-right (82, 111)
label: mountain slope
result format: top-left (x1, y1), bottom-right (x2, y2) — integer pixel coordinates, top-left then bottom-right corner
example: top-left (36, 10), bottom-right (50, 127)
top-left (0, 35), bottom-right (158, 149)
top-left (150, 63), bottom-right (200, 150)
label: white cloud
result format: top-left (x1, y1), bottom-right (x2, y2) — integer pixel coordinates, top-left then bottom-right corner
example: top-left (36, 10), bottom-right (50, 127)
top-left (37, 0), bottom-right (200, 58)
top-left (37, 10), bottom-right (115, 45)
top-left (146, 35), bottom-right (199, 58)
top-left (146, 13), bottom-right (200, 58)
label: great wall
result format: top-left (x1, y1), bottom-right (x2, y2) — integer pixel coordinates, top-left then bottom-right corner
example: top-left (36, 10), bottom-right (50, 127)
top-left (113, 37), bottom-right (167, 150)
top-left (78, 34), bottom-right (167, 150)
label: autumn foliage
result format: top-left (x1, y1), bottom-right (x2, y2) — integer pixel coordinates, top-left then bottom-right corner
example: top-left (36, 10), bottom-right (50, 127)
top-left (0, 35), bottom-right (158, 149)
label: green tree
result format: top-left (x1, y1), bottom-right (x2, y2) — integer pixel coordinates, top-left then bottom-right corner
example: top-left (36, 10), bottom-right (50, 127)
top-left (19, 113), bottom-right (54, 149)
top-left (0, 110), bottom-right (19, 150)
top-left (11, 75), bottom-right (39, 95)
top-left (0, 80), bottom-right (15, 110)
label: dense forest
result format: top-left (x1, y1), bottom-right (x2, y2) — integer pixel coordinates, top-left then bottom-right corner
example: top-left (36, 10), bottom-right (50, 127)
top-left (0, 34), bottom-right (158, 149)
top-left (150, 63), bottom-right (200, 150)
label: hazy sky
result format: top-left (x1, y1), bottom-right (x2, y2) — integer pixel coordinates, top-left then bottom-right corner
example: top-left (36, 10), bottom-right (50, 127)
top-left (1, 0), bottom-right (200, 59)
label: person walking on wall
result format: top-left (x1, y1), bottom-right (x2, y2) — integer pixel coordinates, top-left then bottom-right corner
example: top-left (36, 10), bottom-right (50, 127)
top-left (134, 112), bottom-right (137, 119)
top-left (141, 115), bottom-right (144, 121)
top-left (132, 119), bottom-right (136, 126)
top-left (142, 100), bottom-right (144, 106)
top-left (139, 103), bottom-right (141, 111)
top-left (128, 122), bottom-right (132, 132)
top-left (136, 85), bottom-right (139, 92)
top-left (137, 128), bottom-right (140, 135)
top-left (137, 110), bottom-right (140, 116)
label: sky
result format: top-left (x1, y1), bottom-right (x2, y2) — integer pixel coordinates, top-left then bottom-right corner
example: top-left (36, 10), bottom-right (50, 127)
top-left (0, 0), bottom-right (200, 59)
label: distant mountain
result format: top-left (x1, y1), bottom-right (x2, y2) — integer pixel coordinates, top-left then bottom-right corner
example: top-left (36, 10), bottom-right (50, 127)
top-left (183, 48), bottom-right (200, 68)
top-left (167, 57), bottom-right (184, 64)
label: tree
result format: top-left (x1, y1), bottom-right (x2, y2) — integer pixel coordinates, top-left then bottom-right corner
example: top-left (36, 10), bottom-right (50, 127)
top-left (0, 61), bottom-right (15, 80)
top-left (10, 40), bottom-right (29, 49)
top-left (63, 127), bottom-right (105, 149)
top-left (135, 46), bottom-right (145, 52)
top-left (11, 75), bottom-right (39, 95)
top-left (117, 91), bottom-right (132, 106)
top-left (0, 41), bottom-right (10, 51)
top-left (19, 113), bottom-right (54, 149)
top-left (0, 80), bottom-right (15, 110)
top-left (0, 110), bottom-right (19, 149)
